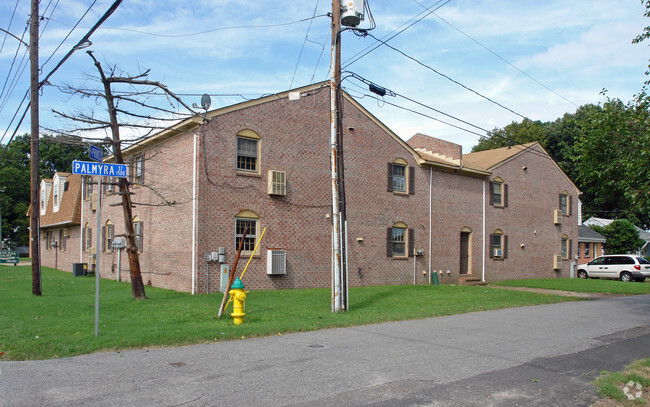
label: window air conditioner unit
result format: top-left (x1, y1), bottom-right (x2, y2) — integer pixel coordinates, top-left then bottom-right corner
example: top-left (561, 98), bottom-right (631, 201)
top-left (553, 254), bottom-right (562, 269)
top-left (267, 170), bottom-right (287, 196)
top-left (267, 249), bottom-right (286, 275)
top-left (553, 209), bottom-right (562, 225)
top-left (494, 249), bottom-right (503, 258)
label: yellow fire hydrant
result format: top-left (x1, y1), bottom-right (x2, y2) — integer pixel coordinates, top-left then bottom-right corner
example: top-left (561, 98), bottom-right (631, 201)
top-left (229, 277), bottom-right (247, 325)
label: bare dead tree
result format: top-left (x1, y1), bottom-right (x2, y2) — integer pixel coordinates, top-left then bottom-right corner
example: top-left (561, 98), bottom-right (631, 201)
top-left (50, 51), bottom-right (197, 299)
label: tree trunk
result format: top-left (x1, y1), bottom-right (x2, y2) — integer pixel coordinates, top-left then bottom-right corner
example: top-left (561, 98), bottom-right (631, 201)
top-left (90, 52), bottom-right (147, 299)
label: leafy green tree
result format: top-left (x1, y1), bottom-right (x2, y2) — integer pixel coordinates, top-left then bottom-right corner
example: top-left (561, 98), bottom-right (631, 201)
top-left (472, 118), bottom-right (549, 152)
top-left (590, 220), bottom-right (645, 254)
top-left (573, 96), bottom-right (650, 228)
top-left (0, 134), bottom-right (88, 247)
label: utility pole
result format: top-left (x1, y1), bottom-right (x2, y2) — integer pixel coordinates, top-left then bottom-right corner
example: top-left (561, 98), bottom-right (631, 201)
top-left (30, 0), bottom-right (41, 295)
top-left (330, 0), bottom-right (344, 312)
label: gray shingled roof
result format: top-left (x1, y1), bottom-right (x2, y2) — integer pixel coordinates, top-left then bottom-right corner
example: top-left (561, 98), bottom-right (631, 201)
top-left (578, 225), bottom-right (606, 243)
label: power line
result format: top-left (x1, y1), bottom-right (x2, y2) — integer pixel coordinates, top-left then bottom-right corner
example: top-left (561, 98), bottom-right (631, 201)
top-left (40, 0), bottom-right (98, 71)
top-left (364, 32), bottom-right (528, 120)
top-left (429, 12), bottom-right (579, 108)
top-left (0, 0), bottom-right (124, 160)
top-left (342, 0), bottom-right (452, 69)
top-left (44, 14), bottom-right (330, 38)
top-left (344, 75), bottom-right (555, 162)
top-left (0, 0), bottom-right (21, 55)
top-left (345, 72), bottom-right (490, 133)
top-left (290, 0), bottom-right (321, 89)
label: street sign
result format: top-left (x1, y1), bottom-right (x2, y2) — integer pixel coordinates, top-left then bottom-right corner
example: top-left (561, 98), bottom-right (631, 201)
top-left (72, 160), bottom-right (127, 178)
top-left (89, 145), bottom-right (103, 162)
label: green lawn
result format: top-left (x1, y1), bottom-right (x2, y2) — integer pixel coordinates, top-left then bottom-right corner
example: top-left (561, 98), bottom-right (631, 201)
top-left (1, 266), bottom-right (580, 361)
top-left (492, 278), bottom-right (650, 294)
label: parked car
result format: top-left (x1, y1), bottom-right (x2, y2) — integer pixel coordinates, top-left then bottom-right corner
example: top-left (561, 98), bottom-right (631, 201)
top-left (577, 255), bottom-right (650, 282)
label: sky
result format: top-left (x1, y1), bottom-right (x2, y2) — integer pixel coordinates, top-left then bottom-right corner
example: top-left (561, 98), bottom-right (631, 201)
top-left (0, 0), bottom-right (648, 153)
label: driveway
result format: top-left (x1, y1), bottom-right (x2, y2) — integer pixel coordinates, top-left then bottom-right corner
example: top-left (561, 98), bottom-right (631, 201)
top-left (1, 294), bottom-right (649, 406)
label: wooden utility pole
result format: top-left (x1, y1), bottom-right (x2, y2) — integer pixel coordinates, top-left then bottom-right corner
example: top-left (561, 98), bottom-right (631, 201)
top-left (30, 0), bottom-right (41, 295)
top-left (330, 0), bottom-right (347, 312)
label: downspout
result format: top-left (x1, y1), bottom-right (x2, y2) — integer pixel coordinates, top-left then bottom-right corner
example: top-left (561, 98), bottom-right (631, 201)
top-left (191, 134), bottom-right (198, 295)
top-left (482, 180), bottom-right (486, 282)
top-left (428, 166), bottom-right (432, 284)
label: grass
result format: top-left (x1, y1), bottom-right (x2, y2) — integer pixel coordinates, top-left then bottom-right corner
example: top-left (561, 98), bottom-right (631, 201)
top-left (492, 278), bottom-right (650, 295)
top-left (0, 265), bottom-right (584, 361)
top-left (594, 359), bottom-right (650, 405)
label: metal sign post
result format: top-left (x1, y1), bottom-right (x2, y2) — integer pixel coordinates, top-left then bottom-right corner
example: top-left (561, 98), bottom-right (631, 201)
top-left (73, 159), bottom-right (127, 336)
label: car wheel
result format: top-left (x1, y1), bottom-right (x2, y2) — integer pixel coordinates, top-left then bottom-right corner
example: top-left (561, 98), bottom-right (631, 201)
top-left (620, 271), bottom-right (633, 282)
top-left (634, 277), bottom-right (646, 282)
top-left (577, 270), bottom-right (588, 279)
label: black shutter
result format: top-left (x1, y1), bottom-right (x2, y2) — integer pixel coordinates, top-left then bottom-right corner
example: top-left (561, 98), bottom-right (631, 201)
top-left (489, 234), bottom-right (494, 258)
top-left (408, 166), bottom-right (415, 195)
top-left (569, 195), bottom-right (573, 216)
top-left (387, 163), bottom-right (393, 192)
top-left (408, 228), bottom-right (415, 257)
top-left (102, 226), bottom-right (106, 252)
top-left (504, 184), bottom-right (509, 207)
top-left (82, 228), bottom-right (86, 250)
top-left (140, 154), bottom-right (145, 184)
top-left (386, 228), bottom-right (392, 257)
top-left (489, 182), bottom-right (494, 205)
top-left (559, 193), bottom-right (562, 210)
top-left (569, 239), bottom-right (573, 259)
top-left (504, 235), bottom-right (509, 259)
top-left (88, 228), bottom-right (92, 250)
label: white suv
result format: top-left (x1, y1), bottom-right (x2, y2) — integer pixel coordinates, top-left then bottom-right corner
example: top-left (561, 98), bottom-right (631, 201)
top-left (577, 255), bottom-right (650, 282)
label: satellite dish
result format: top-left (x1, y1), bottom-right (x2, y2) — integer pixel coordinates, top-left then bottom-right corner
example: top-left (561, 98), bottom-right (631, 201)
top-left (201, 94), bottom-right (211, 111)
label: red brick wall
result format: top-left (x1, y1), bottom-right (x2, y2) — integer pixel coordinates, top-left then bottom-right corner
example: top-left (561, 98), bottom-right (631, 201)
top-left (577, 241), bottom-right (603, 265)
top-left (81, 132), bottom-right (197, 291)
top-left (406, 133), bottom-right (463, 161)
top-left (71, 88), bottom-right (580, 293)
top-left (483, 144), bottom-right (579, 281)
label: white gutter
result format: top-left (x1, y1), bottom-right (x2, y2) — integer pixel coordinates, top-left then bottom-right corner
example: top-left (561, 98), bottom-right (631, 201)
top-left (191, 134), bottom-right (198, 295)
top-left (428, 167), bottom-right (432, 283)
top-left (482, 180), bottom-right (486, 282)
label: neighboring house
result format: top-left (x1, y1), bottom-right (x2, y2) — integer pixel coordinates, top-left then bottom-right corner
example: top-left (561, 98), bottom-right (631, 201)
top-left (577, 224), bottom-right (605, 264)
top-left (38, 83), bottom-right (580, 292)
top-left (583, 217), bottom-right (650, 257)
top-left (37, 173), bottom-right (82, 270)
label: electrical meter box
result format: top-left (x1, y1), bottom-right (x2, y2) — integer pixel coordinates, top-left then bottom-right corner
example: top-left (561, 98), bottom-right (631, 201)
top-left (219, 264), bottom-right (230, 293)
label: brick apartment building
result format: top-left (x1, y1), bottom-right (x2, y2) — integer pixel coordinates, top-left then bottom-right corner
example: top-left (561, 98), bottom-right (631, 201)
top-left (38, 82), bottom-right (580, 293)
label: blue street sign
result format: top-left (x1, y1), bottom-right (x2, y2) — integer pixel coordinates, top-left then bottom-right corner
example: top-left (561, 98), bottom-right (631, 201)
top-left (89, 145), bottom-right (103, 162)
top-left (72, 160), bottom-right (127, 178)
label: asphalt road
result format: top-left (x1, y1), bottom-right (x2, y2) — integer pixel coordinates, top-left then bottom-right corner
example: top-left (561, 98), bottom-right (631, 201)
top-left (1, 294), bottom-right (649, 406)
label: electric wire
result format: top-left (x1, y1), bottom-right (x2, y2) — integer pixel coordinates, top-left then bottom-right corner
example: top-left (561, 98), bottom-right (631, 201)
top-left (44, 14), bottom-right (330, 38)
top-left (342, 0), bottom-right (452, 69)
top-left (0, 24), bottom-right (28, 111)
top-left (0, 0), bottom-right (124, 161)
top-left (364, 32), bottom-right (528, 120)
top-left (290, 0), bottom-right (321, 89)
top-left (40, 0), bottom-right (98, 71)
top-left (343, 75), bottom-right (555, 162)
top-left (0, 0), bottom-right (20, 56)
top-left (429, 12), bottom-right (579, 108)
